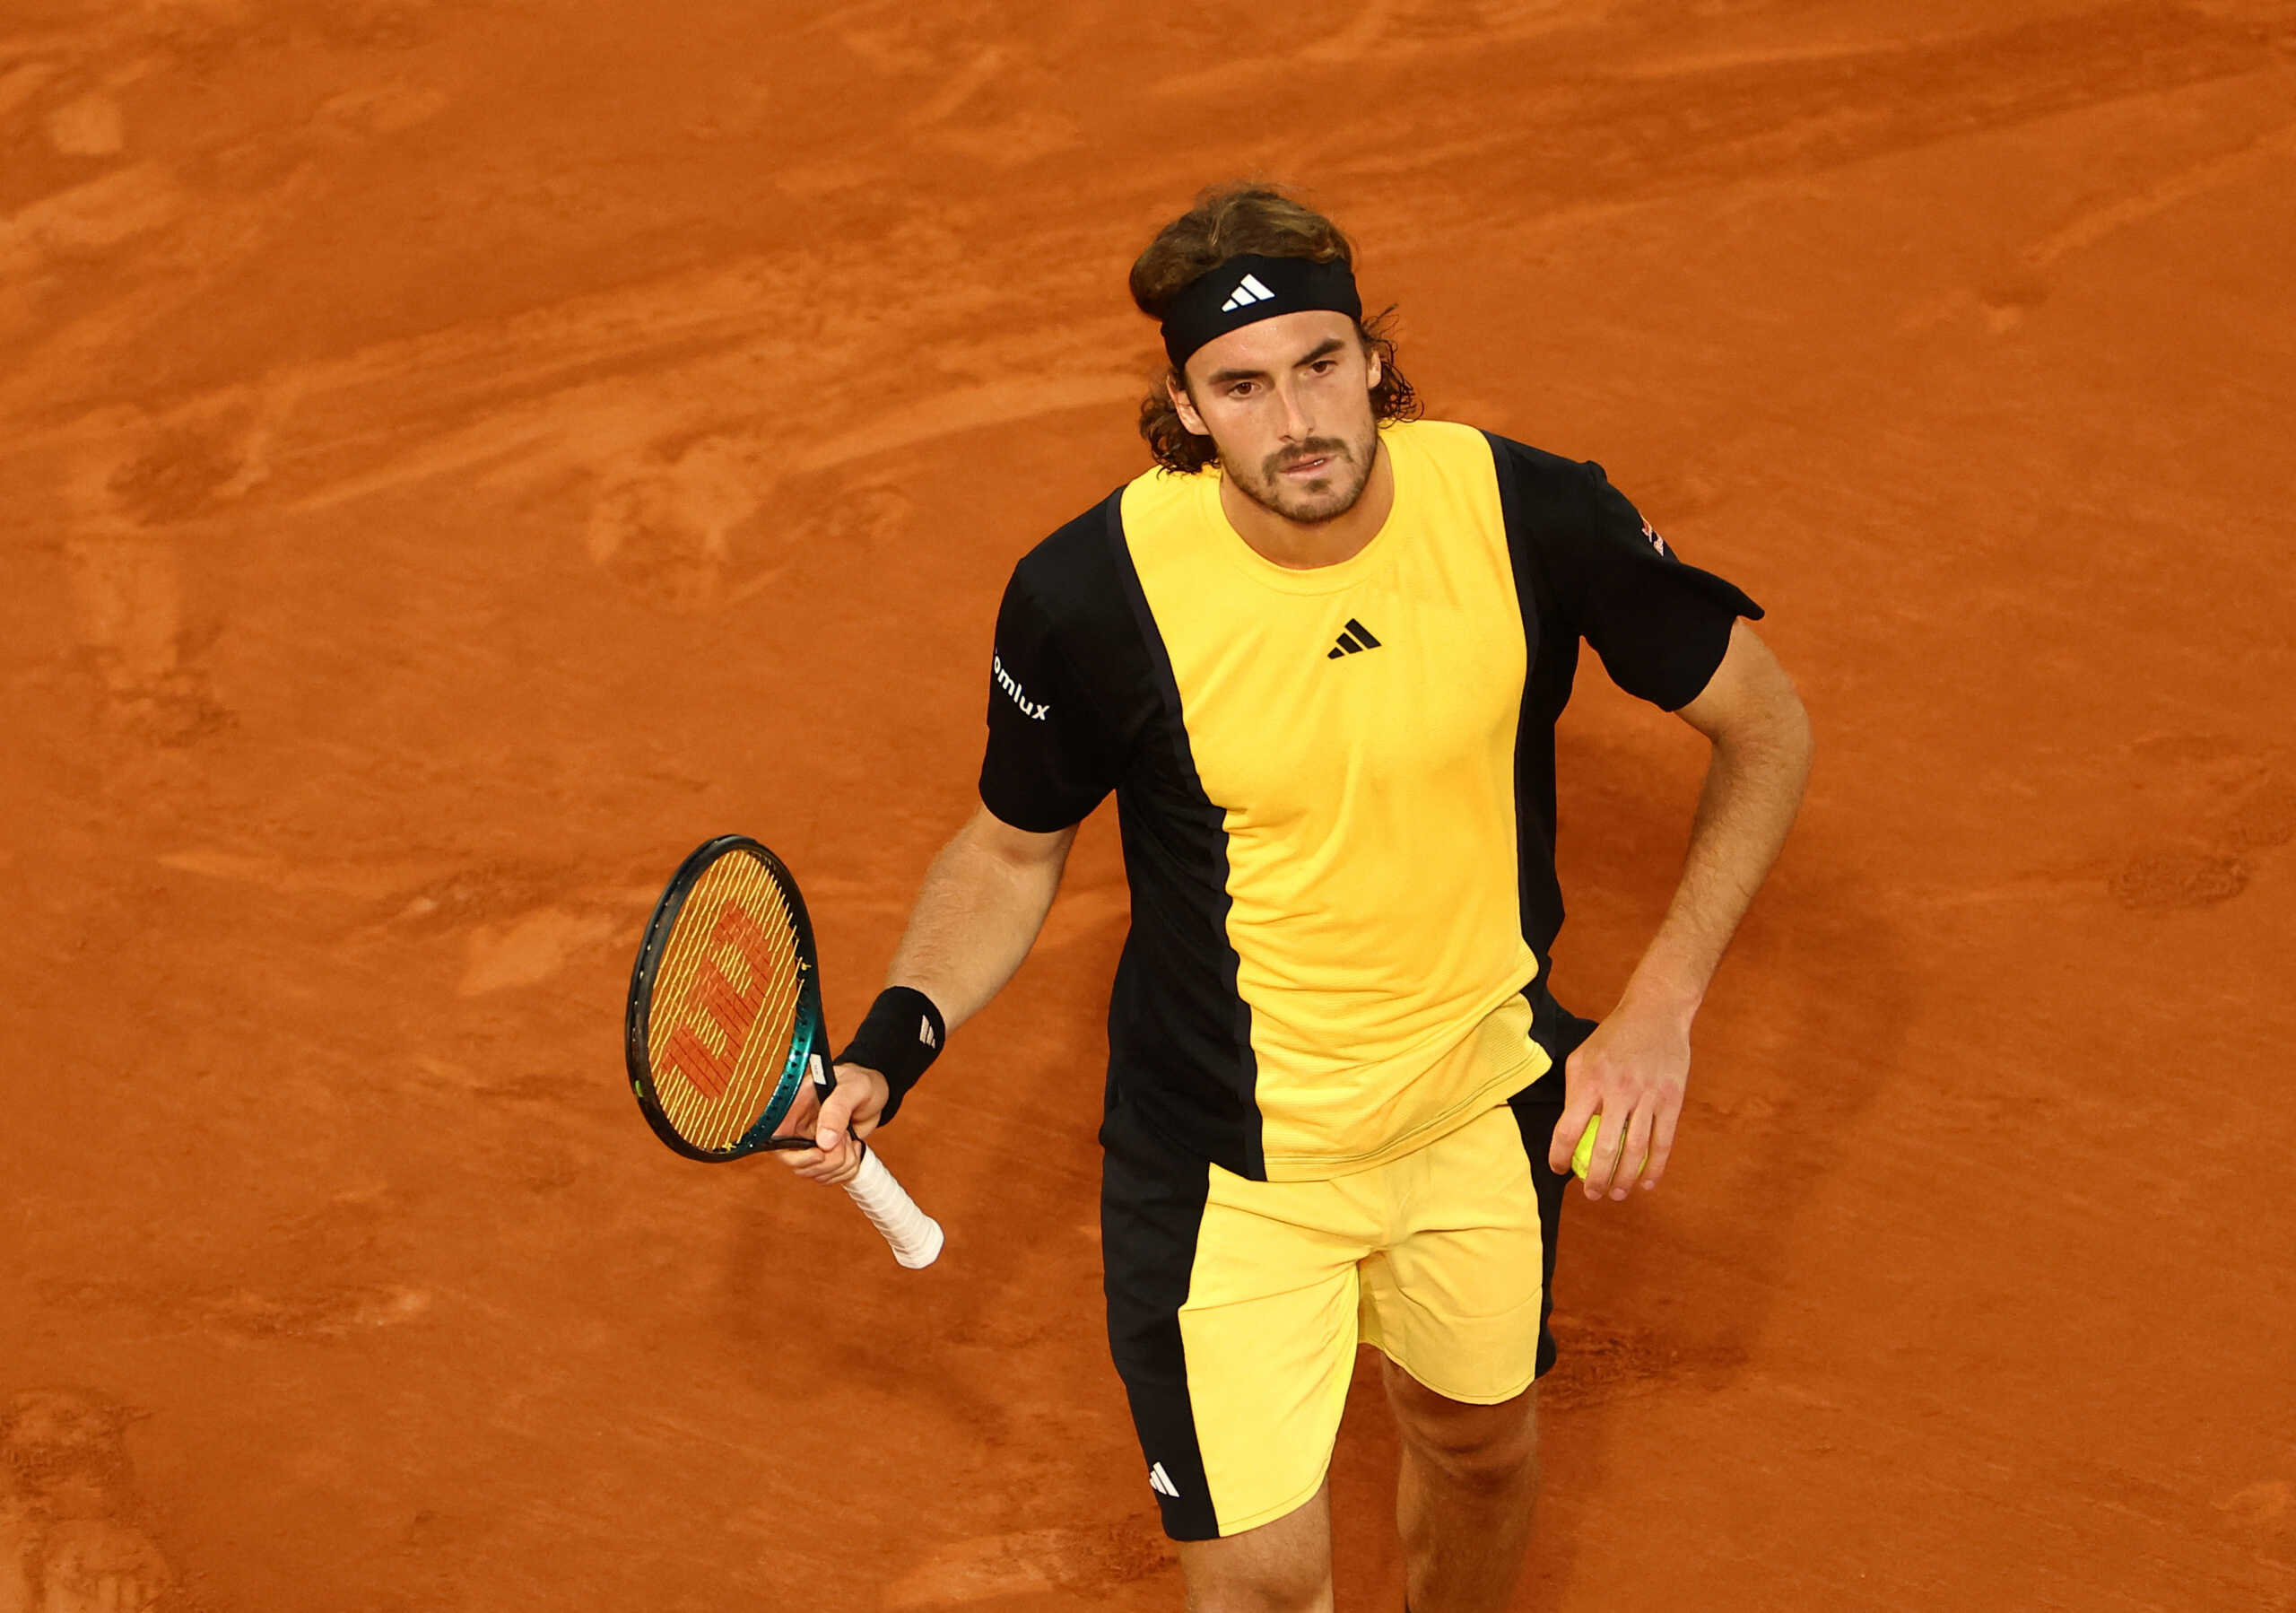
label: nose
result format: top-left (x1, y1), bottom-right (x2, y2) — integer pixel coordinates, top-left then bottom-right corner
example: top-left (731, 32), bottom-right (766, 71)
top-left (1274, 375), bottom-right (1315, 442)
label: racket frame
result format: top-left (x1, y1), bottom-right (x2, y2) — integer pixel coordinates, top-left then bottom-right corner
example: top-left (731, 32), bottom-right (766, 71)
top-left (624, 833), bottom-right (831, 1163)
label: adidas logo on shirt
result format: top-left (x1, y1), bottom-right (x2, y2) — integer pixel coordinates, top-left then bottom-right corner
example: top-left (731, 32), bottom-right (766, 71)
top-left (1219, 274), bottom-right (1275, 313)
top-left (1148, 1461), bottom-right (1181, 1498)
top-left (1325, 618), bottom-right (1383, 659)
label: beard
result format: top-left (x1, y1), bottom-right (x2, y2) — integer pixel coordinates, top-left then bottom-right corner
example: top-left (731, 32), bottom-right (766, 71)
top-left (1227, 432), bottom-right (1378, 527)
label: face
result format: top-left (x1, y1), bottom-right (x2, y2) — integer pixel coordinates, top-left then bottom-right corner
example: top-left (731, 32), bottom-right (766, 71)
top-left (1170, 310), bottom-right (1383, 527)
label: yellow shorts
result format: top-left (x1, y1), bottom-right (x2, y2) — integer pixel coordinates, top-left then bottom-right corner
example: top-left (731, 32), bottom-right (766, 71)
top-left (1101, 1067), bottom-right (1574, 1541)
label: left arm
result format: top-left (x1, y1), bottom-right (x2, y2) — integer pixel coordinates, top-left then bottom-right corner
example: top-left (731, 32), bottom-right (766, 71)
top-left (1547, 619), bottom-right (1814, 1199)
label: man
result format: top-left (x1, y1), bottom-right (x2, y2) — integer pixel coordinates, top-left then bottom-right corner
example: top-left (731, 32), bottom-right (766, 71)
top-left (785, 184), bottom-right (1813, 1613)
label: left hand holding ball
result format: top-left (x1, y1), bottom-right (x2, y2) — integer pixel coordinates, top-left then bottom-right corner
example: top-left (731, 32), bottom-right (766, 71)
top-left (1546, 994), bottom-right (1691, 1199)
top-left (1570, 1115), bottom-right (1648, 1183)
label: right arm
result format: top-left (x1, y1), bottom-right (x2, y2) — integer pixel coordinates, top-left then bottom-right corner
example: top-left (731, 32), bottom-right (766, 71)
top-left (782, 804), bottom-right (1074, 1183)
top-left (790, 540), bottom-right (1115, 1183)
top-left (876, 805), bottom-right (1078, 1033)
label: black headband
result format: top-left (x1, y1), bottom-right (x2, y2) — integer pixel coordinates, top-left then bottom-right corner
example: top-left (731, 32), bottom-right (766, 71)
top-left (1160, 253), bottom-right (1363, 371)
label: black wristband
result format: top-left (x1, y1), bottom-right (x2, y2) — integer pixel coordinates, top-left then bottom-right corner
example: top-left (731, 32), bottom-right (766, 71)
top-left (834, 987), bottom-right (945, 1127)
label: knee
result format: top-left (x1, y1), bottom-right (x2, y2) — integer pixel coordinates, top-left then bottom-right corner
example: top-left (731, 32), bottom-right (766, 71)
top-left (1177, 1488), bottom-right (1333, 1613)
top-left (1186, 1571), bottom-right (1329, 1613)
top-left (1419, 1420), bottom-right (1537, 1495)
top-left (1182, 1553), bottom-right (1331, 1613)
top-left (1388, 1376), bottom-right (1538, 1492)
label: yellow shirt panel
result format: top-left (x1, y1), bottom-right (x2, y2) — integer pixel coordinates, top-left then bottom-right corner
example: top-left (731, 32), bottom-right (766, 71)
top-left (1119, 420), bottom-right (1547, 1176)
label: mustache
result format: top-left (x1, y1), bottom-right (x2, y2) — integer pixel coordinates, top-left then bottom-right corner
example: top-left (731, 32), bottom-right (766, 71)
top-left (1265, 439), bottom-right (1352, 476)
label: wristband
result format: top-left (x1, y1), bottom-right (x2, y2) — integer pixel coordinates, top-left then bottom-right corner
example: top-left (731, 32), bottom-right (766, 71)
top-left (834, 986), bottom-right (945, 1127)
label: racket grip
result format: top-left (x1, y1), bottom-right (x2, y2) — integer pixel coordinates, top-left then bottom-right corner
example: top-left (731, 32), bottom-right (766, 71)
top-left (845, 1143), bottom-right (944, 1269)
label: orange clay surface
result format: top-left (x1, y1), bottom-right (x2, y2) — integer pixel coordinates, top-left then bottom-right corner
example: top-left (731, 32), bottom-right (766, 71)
top-left (4, 3), bottom-right (2293, 1609)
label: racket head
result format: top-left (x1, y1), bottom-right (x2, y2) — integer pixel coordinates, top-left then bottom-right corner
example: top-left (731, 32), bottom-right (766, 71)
top-left (625, 834), bottom-right (831, 1163)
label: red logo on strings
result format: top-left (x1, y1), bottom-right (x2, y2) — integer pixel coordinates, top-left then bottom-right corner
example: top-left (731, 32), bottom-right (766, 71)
top-left (660, 902), bottom-right (779, 1100)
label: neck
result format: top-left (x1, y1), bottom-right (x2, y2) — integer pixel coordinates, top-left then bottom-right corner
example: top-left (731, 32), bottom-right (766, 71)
top-left (1218, 437), bottom-right (1395, 570)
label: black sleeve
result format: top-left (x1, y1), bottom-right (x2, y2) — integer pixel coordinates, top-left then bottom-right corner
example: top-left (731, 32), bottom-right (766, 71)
top-left (978, 565), bottom-right (1119, 832)
top-left (1542, 458), bottom-right (1763, 711)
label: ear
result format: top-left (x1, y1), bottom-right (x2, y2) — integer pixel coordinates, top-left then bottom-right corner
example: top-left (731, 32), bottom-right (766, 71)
top-left (1363, 337), bottom-right (1383, 392)
top-left (1167, 371), bottom-right (1211, 437)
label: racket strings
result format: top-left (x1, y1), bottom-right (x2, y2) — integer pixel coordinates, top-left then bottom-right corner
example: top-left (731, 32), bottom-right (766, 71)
top-left (645, 855), bottom-right (809, 1151)
top-left (694, 923), bottom-right (804, 1150)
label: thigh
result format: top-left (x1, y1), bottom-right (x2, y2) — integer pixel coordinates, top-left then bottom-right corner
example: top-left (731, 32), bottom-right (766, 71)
top-left (1361, 994), bottom-right (1590, 1397)
top-left (1102, 1113), bottom-right (1378, 1542)
top-left (1359, 1103), bottom-right (1551, 1402)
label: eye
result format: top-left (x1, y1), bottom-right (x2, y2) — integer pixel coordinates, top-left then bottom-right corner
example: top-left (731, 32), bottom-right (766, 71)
top-left (1227, 381), bottom-right (1257, 399)
top-left (1309, 358), bottom-right (1339, 375)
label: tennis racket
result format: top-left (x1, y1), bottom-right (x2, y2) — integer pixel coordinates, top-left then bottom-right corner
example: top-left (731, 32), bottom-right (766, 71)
top-left (624, 833), bottom-right (944, 1269)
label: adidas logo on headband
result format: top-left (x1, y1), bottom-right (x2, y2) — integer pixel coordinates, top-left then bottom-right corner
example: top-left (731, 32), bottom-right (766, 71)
top-left (1161, 253), bottom-right (1364, 369)
top-left (1219, 274), bottom-right (1276, 312)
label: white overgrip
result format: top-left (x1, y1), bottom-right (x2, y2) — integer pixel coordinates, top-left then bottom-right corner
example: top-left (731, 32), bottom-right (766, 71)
top-left (845, 1143), bottom-right (944, 1269)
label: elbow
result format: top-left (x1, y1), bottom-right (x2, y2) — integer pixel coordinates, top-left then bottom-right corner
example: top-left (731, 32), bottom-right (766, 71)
top-left (1770, 689), bottom-right (1815, 803)
top-left (1782, 685), bottom-right (1814, 769)
top-left (1715, 683), bottom-right (1813, 789)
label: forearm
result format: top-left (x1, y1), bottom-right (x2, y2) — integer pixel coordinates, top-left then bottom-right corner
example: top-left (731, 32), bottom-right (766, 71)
top-left (1549, 625), bottom-right (1807, 1196)
top-left (1625, 702), bottom-right (1813, 1016)
top-left (883, 811), bottom-right (1072, 1033)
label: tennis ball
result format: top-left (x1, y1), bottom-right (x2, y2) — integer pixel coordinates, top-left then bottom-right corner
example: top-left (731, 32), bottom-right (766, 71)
top-left (1570, 1116), bottom-right (1647, 1182)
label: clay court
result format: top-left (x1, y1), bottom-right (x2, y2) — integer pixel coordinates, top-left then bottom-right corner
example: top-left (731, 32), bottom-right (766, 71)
top-left (4, 1), bottom-right (2293, 1608)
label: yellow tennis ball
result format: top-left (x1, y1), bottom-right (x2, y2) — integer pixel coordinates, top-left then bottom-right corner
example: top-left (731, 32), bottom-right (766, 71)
top-left (1570, 1116), bottom-right (1647, 1181)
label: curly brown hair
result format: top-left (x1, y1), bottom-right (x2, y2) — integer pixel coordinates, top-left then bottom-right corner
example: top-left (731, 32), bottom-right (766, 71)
top-left (1132, 183), bottom-right (1420, 474)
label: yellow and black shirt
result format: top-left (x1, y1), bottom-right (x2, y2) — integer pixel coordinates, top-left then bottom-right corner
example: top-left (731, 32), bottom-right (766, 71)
top-left (980, 420), bottom-right (1759, 1181)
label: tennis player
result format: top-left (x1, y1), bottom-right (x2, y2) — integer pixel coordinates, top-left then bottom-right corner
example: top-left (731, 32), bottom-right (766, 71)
top-left (787, 184), bottom-right (1813, 1613)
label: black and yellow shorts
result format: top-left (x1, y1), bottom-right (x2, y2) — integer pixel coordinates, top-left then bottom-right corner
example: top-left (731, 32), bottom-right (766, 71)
top-left (1101, 1026), bottom-right (1582, 1542)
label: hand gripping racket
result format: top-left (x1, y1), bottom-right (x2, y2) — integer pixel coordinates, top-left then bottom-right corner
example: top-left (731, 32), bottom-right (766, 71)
top-left (624, 834), bottom-right (944, 1269)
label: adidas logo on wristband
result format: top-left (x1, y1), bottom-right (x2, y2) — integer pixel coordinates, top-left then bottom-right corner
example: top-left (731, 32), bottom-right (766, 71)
top-left (840, 988), bottom-right (947, 1124)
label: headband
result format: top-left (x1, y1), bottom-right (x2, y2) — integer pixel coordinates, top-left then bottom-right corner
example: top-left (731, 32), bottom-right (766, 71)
top-left (1159, 253), bottom-right (1363, 371)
